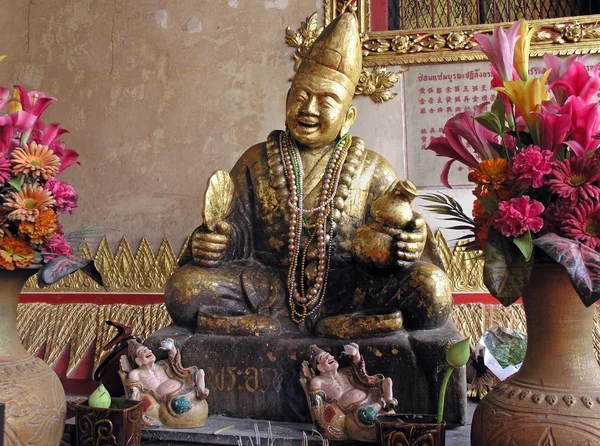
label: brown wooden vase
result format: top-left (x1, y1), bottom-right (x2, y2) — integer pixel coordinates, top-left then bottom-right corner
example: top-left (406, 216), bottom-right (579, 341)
top-left (0, 269), bottom-right (66, 445)
top-left (471, 263), bottom-right (600, 445)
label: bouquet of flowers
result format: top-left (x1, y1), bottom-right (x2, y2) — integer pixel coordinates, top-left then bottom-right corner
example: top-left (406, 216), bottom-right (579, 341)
top-left (423, 20), bottom-right (600, 307)
top-left (0, 56), bottom-right (101, 285)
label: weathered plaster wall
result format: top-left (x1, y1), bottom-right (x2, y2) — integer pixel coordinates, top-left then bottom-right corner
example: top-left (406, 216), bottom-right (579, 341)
top-left (0, 0), bottom-right (410, 252)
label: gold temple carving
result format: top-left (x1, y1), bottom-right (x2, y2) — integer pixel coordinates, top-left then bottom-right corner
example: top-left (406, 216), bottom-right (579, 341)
top-left (22, 232), bottom-right (482, 293)
top-left (324, 0), bottom-right (600, 66)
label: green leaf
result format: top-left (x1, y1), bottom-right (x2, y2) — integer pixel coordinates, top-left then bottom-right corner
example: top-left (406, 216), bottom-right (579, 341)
top-left (419, 193), bottom-right (476, 233)
top-left (491, 93), bottom-right (506, 120)
top-left (475, 112), bottom-right (503, 135)
top-left (33, 250), bottom-right (43, 264)
top-left (512, 231), bottom-right (533, 261)
top-left (478, 196), bottom-right (498, 215)
top-left (7, 174), bottom-right (24, 192)
top-left (475, 95), bottom-right (507, 135)
top-left (446, 338), bottom-right (471, 368)
top-left (483, 228), bottom-right (534, 306)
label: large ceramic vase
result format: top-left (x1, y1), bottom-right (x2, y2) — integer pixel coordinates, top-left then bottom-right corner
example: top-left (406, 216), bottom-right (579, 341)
top-left (471, 263), bottom-right (600, 445)
top-left (0, 269), bottom-right (66, 445)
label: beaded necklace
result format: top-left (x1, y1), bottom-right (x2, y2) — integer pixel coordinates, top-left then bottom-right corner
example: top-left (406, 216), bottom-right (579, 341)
top-left (279, 131), bottom-right (352, 324)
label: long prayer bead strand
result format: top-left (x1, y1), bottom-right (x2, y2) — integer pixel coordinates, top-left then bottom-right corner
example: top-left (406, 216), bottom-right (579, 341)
top-left (280, 131), bottom-right (352, 323)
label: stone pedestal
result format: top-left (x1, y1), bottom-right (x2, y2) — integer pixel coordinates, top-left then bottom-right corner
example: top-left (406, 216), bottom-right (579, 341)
top-left (146, 321), bottom-right (466, 426)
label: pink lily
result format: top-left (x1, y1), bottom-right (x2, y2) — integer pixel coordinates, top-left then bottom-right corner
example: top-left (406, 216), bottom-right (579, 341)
top-left (29, 120), bottom-right (79, 173)
top-left (50, 138), bottom-right (80, 173)
top-left (0, 110), bottom-right (37, 133)
top-left (0, 123), bottom-right (14, 156)
top-left (560, 96), bottom-right (600, 156)
top-left (474, 21), bottom-right (521, 82)
top-left (448, 105), bottom-right (499, 160)
top-left (550, 61), bottom-right (600, 105)
top-left (13, 85), bottom-right (57, 119)
top-left (426, 136), bottom-right (476, 188)
top-left (0, 86), bottom-right (12, 111)
top-left (425, 108), bottom-right (499, 187)
top-left (544, 54), bottom-right (589, 104)
top-left (535, 105), bottom-right (571, 155)
top-left (32, 120), bottom-right (69, 146)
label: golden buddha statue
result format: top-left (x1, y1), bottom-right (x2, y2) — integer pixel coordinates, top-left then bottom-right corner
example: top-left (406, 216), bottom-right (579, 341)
top-left (165, 13), bottom-right (452, 338)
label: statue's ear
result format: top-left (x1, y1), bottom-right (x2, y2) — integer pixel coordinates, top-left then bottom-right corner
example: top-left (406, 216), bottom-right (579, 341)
top-left (135, 357), bottom-right (142, 367)
top-left (340, 105), bottom-right (357, 136)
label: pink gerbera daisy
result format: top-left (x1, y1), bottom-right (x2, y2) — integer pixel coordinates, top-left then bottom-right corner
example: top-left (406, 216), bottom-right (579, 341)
top-left (547, 157), bottom-right (600, 202)
top-left (0, 156), bottom-right (11, 185)
top-left (543, 199), bottom-right (571, 235)
top-left (493, 195), bottom-right (545, 237)
top-left (563, 200), bottom-right (600, 251)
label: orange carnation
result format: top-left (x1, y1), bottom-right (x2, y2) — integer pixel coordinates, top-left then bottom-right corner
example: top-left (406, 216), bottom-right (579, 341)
top-left (18, 209), bottom-right (58, 244)
top-left (468, 159), bottom-right (508, 195)
top-left (0, 236), bottom-right (35, 270)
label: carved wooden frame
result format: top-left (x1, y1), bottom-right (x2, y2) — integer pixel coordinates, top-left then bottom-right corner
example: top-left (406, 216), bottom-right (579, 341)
top-left (325, 0), bottom-right (600, 66)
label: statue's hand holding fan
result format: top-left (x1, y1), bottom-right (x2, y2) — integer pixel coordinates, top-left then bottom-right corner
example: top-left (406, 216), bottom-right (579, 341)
top-left (191, 170), bottom-right (235, 267)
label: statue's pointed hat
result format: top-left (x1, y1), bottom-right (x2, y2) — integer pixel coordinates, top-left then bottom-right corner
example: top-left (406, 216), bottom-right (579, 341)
top-left (295, 13), bottom-right (362, 96)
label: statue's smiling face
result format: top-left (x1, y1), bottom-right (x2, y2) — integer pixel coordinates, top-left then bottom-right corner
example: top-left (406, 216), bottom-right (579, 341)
top-left (286, 74), bottom-right (355, 149)
top-left (135, 346), bottom-right (156, 367)
top-left (316, 351), bottom-right (339, 373)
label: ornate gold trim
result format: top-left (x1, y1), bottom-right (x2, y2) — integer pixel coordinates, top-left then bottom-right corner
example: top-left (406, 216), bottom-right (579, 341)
top-left (325, 0), bottom-right (370, 36)
top-left (324, 0), bottom-right (600, 66)
top-left (435, 231), bottom-right (486, 292)
top-left (23, 236), bottom-right (190, 293)
top-left (22, 232), bottom-right (482, 293)
top-left (285, 9), bottom-right (402, 102)
top-left (16, 301), bottom-right (600, 377)
top-left (17, 303), bottom-right (172, 376)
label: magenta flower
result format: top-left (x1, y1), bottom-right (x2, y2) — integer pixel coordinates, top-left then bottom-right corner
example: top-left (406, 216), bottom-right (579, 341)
top-left (0, 110), bottom-right (37, 133)
top-left (51, 139), bottom-right (80, 174)
top-left (509, 145), bottom-right (553, 188)
top-left (545, 54), bottom-right (589, 104)
top-left (45, 178), bottom-right (78, 213)
top-left (559, 96), bottom-right (600, 156)
top-left (13, 85), bottom-right (57, 119)
top-left (425, 107), bottom-right (500, 188)
top-left (543, 199), bottom-right (571, 235)
top-left (474, 21), bottom-right (521, 82)
top-left (0, 123), bottom-right (14, 157)
top-left (31, 121), bottom-right (79, 173)
top-left (0, 86), bottom-right (11, 111)
top-left (562, 200), bottom-right (600, 251)
top-left (548, 157), bottom-right (600, 203)
top-left (0, 156), bottom-right (11, 185)
top-left (549, 61), bottom-right (600, 105)
top-left (42, 232), bottom-right (74, 261)
top-left (534, 105), bottom-right (571, 154)
top-left (492, 196), bottom-right (545, 237)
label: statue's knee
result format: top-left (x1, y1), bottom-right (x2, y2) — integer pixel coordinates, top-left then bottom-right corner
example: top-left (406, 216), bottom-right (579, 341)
top-left (398, 262), bottom-right (453, 329)
top-left (165, 263), bottom-right (208, 328)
